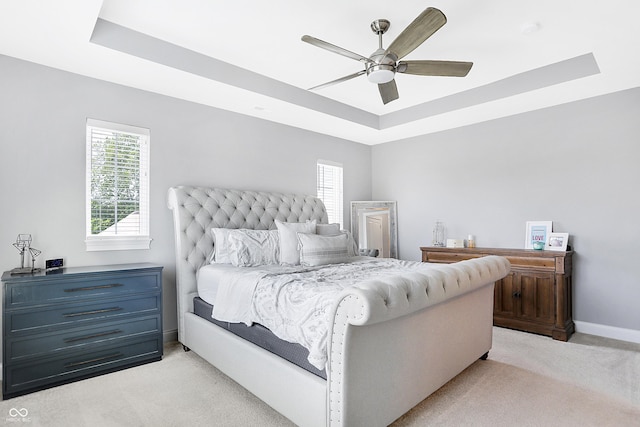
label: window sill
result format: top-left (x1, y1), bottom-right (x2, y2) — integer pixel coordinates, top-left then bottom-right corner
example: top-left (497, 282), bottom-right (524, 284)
top-left (85, 236), bottom-right (152, 251)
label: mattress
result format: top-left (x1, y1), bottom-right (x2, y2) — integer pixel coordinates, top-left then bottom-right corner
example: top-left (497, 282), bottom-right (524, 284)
top-left (196, 263), bottom-right (240, 305)
top-left (197, 263), bottom-right (292, 305)
top-left (193, 296), bottom-right (327, 379)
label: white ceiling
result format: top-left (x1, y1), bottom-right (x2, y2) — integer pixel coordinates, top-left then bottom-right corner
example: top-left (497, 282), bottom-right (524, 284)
top-left (1, 0), bottom-right (639, 145)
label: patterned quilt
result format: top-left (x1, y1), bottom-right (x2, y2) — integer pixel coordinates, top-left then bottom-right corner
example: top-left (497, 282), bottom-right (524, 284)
top-left (212, 258), bottom-right (446, 370)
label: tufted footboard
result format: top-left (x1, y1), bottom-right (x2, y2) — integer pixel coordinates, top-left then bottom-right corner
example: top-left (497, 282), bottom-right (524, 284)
top-left (327, 256), bottom-right (510, 426)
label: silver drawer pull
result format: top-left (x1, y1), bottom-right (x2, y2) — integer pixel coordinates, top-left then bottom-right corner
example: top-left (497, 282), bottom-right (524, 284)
top-left (64, 329), bottom-right (123, 343)
top-left (63, 307), bottom-right (122, 318)
top-left (64, 352), bottom-right (122, 369)
top-left (64, 283), bottom-right (124, 292)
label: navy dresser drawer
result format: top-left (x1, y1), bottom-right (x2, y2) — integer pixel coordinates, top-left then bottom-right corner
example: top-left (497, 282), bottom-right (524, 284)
top-left (2, 263), bottom-right (163, 400)
top-left (4, 336), bottom-right (162, 397)
top-left (7, 294), bottom-right (160, 334)
top-left (5, 271), bottom-right (160, 307)
top-left (7, 316), bottom-right (161, 361)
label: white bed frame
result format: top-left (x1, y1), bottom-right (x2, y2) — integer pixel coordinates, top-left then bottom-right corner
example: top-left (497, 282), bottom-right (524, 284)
top-left (167, 186), bottom-right (510, 427)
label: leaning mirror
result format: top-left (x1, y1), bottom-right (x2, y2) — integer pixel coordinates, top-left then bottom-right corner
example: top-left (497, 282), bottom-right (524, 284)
top-left (350, 201), bottom-right (398, 259)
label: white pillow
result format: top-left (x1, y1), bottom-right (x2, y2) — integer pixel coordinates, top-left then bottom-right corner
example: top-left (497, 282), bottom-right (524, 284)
top-left (275, 220), bottom-right (316, 265)
top-left (298, 233), bottom-right (350, 267)
top-left (313, 225), bottom-right (358, 256)
top-left (341, 230), bottom-right (359, 257)
top-left (211, 228), bottom-right (233, 264)
top-left (227, 229), bottom-right (280, 267)
top-left (316, 223), bottom-right (341, 236)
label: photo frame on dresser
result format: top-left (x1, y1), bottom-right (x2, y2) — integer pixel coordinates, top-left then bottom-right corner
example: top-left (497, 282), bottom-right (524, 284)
top-left (546, 232), bottom-right (569, 251)
top-left (524, 221), bottom-right (552, 249)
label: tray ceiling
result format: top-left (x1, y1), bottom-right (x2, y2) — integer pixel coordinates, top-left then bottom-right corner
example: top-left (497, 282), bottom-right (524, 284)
top-left (1, 0), bottom-right (638, 144)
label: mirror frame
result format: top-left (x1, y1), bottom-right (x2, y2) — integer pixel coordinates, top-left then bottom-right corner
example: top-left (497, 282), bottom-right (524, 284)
top-left (350, 201), bottom-right (398, 259)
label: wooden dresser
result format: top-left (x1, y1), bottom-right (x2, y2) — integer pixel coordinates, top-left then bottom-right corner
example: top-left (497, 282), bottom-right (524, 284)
top-left (2, 263), bottom-right (163, 399)
top-left (420, 247), bottom-right (574, 341)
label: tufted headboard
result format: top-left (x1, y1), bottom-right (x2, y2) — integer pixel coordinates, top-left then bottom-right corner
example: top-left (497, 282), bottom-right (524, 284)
top-left (167, 186), bottom-right (329, 342)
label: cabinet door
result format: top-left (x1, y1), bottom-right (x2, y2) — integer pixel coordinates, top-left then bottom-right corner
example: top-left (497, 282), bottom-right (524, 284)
top-left (494, 272), bottom-right (517, 317)
top-left (518, 271), bottom-right (555, 325)
top-left (494, 271), bottom-right (555, 326)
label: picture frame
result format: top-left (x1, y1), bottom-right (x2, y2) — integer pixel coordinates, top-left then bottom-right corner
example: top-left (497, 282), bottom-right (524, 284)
top-left (546, 232), bottom-right (569, 251)
top-left (524, 221), bottom-right (552, 249)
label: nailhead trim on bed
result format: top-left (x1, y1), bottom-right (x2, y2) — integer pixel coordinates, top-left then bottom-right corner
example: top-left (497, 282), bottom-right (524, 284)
top-left (326, 255), bottom-right (511, 425)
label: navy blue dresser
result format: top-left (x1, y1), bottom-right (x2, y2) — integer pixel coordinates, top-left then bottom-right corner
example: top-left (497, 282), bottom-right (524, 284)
top-left (2, 263), bottom-right (163, 399)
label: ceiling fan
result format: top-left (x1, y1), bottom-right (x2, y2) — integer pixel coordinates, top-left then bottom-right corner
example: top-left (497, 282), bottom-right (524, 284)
top-left (301, 7), bottom-right (472, 104)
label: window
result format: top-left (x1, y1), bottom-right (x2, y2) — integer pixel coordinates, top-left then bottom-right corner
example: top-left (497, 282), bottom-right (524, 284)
top-left (85, 119), bottom-right (150, 251)
top-left (317, 160), bottom-right (343, 228)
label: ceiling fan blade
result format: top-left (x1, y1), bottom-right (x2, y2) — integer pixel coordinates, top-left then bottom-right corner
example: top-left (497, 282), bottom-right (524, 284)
top-left (397, 60), bottom-right (473, 77)
top-left (378, 80), bottom-right (399, 104)
top-left (302, 35), bottom-right (372, 63)
top-left (385, 7), bottom-right (447, 60)
top-left (308, 70), bottom-right (366, 91)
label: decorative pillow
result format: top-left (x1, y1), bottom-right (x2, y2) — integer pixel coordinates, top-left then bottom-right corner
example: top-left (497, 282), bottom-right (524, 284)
top-left (297, 233), bottom-right (351, 267)
top-left (227, 229), bottom-right (280, 267)
top-left (312, 224), bottom-right (358, 256)
top-left (316, 223), bottom-right (341, 236)
top-left (210, 228), bottom-right (233, 264)
top-left (276, 220), bottom-right (316, 265)
top-left (341, 230), bottom-right (359, 257)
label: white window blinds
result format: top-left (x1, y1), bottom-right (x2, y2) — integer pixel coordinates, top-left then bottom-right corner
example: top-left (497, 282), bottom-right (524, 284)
top-left (317, 160), bottom-right (343, 227)
top-left (85, 119), bottom-right (150, 251)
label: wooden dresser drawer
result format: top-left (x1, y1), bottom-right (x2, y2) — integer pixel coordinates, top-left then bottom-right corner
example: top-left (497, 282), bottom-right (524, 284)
top-left (7, 316), bottom-right (161, 361)
top-left (502, 256), bottom-right (556, 270)
top-left (422, 252), bottom-right (483, 263)
top-left (5, 272), bottom-right (159, 307)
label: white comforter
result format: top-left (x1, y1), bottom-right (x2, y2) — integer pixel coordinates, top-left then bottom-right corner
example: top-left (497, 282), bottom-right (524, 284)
top-left (212, 257), bottom-right (446, 370)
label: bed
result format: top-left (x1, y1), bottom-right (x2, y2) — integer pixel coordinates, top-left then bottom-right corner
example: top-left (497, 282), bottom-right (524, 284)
top-left (167, 185), bottom-right (510, 426)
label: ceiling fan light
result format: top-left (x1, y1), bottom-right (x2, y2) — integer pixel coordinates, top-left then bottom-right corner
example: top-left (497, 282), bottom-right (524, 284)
top-left (367, 69), bottom-right (394, 84)
top-left (366, 64), bottom-right (395, 84)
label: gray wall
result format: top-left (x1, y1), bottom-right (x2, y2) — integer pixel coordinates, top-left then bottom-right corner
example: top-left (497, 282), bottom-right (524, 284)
top-left (1, 52), bottom-right (638, 347)
top-left (372, 88), bottom-right (640, 333)
top-left (0, 55), bottom-right (372, 347)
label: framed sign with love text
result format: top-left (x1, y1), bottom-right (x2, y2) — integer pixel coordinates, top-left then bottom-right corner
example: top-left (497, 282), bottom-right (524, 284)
top-left (524, 221), bottom-right (552, 249)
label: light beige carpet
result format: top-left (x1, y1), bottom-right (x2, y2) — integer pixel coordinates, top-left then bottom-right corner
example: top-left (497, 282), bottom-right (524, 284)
top-left (1, 327), bottom-right (639, 426)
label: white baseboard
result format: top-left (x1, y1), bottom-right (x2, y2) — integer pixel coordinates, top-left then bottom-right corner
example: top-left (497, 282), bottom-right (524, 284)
top-left (574, 321), bottom-right (640, 344)
top-left (163, 328), bottom-right (178, 344)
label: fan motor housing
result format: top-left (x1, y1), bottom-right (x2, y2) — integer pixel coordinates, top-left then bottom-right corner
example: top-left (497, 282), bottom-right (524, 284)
top-left (370, 48), bottom-right (395, 63)
top-left (366, 48), bottom-right (396, 83)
